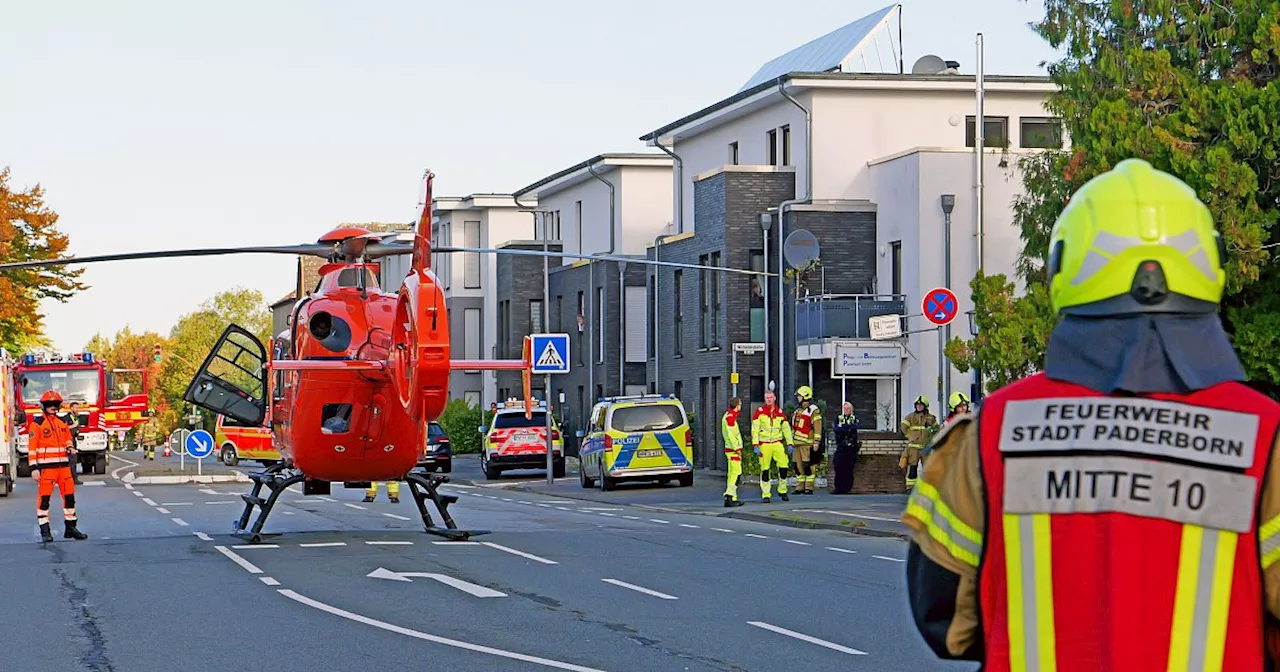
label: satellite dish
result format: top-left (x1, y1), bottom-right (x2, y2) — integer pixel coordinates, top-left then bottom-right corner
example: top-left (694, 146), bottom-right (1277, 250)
top-left (783, 229), bottom-right (821, 268)
top-left (911, 54), bottom-right (947, 75)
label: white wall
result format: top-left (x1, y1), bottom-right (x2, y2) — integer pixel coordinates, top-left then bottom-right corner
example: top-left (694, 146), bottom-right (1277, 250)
top-left (870, 148), bottom-right (1031, 418)
top-left (539, 178), bottom-right (613, 260)
top-left (618, 165), bottom-right (675, 253)
top-left (539, 164), bottom-right (673, 262)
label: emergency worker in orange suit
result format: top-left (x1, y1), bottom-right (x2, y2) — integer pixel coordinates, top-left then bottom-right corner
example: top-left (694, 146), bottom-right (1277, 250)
top-left (901, 159), bottom-right (1280, 670)
top-left (28, 390), bottom-right (88, 543)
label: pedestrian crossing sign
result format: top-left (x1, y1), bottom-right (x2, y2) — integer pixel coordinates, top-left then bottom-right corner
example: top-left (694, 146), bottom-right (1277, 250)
top-left (530, 333), bottom-right (571, 374)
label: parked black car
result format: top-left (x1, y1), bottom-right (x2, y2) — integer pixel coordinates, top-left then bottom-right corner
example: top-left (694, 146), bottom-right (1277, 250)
top-left (417, 421), bottom-right (452, 473)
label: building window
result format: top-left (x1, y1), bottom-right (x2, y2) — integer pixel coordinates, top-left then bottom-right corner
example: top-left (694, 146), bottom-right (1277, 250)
top-left (596, 286), bottom-right (605, 363)
top-left (781, 125), bottom-right (791, 166)
top-left (595, 384), bottom-right (603, 404)
top-left (750, 376), bottom-right (765, 403)
top-left (1020, 117), bottom-right (1063, 149)
top-left (647, 275), bottom-right (655, 359)
top-left (710, 251), bottom-right (721, 347)
top-left (965, 116), bottom-right (1009, 148)
top-left (767, 129), bottom-right (778, 166)
top-left (728, 142), bottom-right (739, 165)
top-left (497, 301), bottom-right (507, 358)
top-left (462, 220), bottom-right (481, 288)
top-left (673, 270), bottom-right (683, 356)
top-left (576, 291), bottom-right (585, 365)
top-left (674, 381), bottom-right (683, 404)
top-left (891, 241), bottom-right (902, 296)
top-left (575, 201), bottom-right (583, 250)
top-left (530, 299), bottom-right (543, 334)
top-left (699, 254), bottom-right (709, 349)
top-left (749, 249), bottom-right (765, 342)
top-left (550, 211), bottom-right (561, 240)
top-left (463, 308), bottom-right (481, 360)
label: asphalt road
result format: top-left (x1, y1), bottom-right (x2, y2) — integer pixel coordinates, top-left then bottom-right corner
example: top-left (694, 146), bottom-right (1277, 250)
top-left (0, 452), bottom-right (977, 672)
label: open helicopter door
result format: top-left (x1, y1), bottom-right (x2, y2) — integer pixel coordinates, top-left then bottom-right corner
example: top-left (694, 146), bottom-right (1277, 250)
top-left (182, 324), bottom-right (268, 427)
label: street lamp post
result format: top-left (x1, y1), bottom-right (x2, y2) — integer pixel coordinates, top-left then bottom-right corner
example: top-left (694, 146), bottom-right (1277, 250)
top-left (940, 194), bottom-right (955, 410)
top-left (758, 212), bottom-right (773, 391)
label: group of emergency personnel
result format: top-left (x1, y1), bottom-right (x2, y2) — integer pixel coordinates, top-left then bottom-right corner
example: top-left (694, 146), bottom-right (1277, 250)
top-left (898, 391), bottom-right (970, 490)
top-left (902, 158), bottom-right (1280, 669)
top-left (720, 385), bottom-right (863, 505)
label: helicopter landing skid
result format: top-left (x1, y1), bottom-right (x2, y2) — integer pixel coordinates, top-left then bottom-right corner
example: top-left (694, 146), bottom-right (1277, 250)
top-left (403, 472), bottom-right (490, 541)
top-left (233, 463), bottom-right (304, 545)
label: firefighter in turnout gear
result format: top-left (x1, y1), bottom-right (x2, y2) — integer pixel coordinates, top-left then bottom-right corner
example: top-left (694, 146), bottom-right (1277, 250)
top-left (945, 392), bottom-right (970, 426)
top-left (751, 390), bottom-right (793, 502)
top-left (28, 390), bottom-right (87, 543)
top-left (901, 159), bottom-right (1280, 670)
top-left (791, 386), bottom-right (822, 495)
top-left (721, 397), bottom-right (745, 507)
top-left (364, 481), bottom-right (399, 503)
top-left (899, 396), bottom-right (937, 490)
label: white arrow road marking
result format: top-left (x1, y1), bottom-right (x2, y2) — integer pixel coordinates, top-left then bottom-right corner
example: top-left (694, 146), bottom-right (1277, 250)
top-left (601, 579), bottom-right (678, 600)
top-left (367, 568), bottom-right (507, 598)
top-left (278, 589), bottom-right (604, 672)
top-left (747, 622), bottom-right (867, 655)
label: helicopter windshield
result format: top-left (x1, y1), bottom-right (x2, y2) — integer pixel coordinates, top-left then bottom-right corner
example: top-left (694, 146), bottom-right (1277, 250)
top-left (21, 369), bottom-right (101, 405)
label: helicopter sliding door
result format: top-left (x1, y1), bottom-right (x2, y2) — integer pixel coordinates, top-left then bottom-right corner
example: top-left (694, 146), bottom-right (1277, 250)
top-left (182, 324), bottom-right (268, 427)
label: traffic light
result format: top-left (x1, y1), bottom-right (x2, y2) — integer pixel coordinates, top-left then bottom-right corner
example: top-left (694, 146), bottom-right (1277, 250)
top-left (153, 344), bottom-right (162, 362)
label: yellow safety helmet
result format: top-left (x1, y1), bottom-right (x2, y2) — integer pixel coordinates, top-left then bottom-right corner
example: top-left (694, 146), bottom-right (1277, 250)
top-left (1047, 159), bottom-right (1227, 316)
top-left (795, 386), bottom-right (813, 402)
top-left (913, 395), bottom-right (929, 408)
top-left (949, 391), bottom-right (970, 411)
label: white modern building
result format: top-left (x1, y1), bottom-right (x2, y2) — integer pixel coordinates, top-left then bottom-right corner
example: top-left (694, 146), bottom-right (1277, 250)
top-left (639, 1), bottom-right (1060, 428)
top-left (379, 194), bottom-right (537, 407)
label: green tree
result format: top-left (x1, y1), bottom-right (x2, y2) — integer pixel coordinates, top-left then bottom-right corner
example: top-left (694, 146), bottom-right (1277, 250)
top-left (159, 288), bottom-right (272, 426)
top-left (437, 398), bottom-right (482, 454)
top-left (950, 1), bottom-right (1280, 396)
top-left (0, 167), bottom-right (86, 352)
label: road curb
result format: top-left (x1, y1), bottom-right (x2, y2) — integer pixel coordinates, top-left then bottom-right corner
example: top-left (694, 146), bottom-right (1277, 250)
top-left (121, 472), bottom-right (250, 485)
top-left (719, 511), bottom-right (910, 539)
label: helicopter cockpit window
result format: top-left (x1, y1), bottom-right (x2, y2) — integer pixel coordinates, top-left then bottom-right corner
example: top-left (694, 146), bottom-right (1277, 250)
top-left (337, 268), bottom-right (376, 288)
top-left (321, 403), bottom-right (352, 434)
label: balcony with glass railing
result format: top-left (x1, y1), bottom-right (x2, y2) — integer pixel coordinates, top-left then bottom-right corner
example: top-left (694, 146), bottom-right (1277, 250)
top-left (795, 293), bottom-right (907, 344)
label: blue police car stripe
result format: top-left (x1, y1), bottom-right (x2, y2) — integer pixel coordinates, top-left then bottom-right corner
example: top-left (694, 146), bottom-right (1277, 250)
top-left (612, 432), bottom-right (687, 471)
top-left (655, 433), bottom-right (687, 466)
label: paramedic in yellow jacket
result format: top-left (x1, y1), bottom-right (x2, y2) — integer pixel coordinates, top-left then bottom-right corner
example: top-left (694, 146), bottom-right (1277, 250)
top-left (751, 390), bottom-right (794, 503)
top-left (721, 397), bottom-right (745, 508)
top-left (790, 386), bottom-right (822, 495)
top-left (899, 396), bottom-right (937, 490)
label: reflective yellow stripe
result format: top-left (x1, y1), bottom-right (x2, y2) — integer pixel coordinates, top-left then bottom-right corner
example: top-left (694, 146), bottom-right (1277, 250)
top-left (1261, 513), bottom-right (1280, 569)
top-left (905, 482), bottom-right (982, 567)
top-left (1004, 513), bottom-right (1056, 672)
top-left (1167, 525), bottom-right (1237, 672)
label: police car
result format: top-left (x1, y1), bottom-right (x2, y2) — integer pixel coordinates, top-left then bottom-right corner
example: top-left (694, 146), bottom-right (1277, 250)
top-left (479, 400), bottom-right (564, 480)
top-left (579, 394), bottom-right (693, 491)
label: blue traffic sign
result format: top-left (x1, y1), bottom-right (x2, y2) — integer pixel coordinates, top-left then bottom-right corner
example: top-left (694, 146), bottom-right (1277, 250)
top-left (185, 429), bottom-right (215, 459)
top-left (923, 287), bottom-right (959, 326)
top-left (530, 333), bottom-right (571, 375)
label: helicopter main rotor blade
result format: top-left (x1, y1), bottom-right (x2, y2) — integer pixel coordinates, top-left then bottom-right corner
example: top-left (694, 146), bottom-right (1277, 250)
top-left (0, 244), bottom-right (335, 272)
top-left (434, 246), bottom-right (777, 277)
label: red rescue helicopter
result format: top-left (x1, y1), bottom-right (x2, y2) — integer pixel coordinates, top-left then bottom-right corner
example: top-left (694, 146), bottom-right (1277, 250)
top-left (0, 171), bottom-right (771, 543)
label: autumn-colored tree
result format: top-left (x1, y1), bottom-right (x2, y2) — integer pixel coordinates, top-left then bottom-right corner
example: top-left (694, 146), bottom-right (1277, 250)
top-left (949, 1), bottom-right (1280, 396)
top-left (84, 326), bottom-right (170, 425)
top-left (159, 287), bottom-right (272, 430)
top-left (0, 167), bottom-right (86, 352)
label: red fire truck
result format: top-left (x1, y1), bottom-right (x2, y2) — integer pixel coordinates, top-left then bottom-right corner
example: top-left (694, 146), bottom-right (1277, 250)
top-left (14, 351), bottom-right (151, 477)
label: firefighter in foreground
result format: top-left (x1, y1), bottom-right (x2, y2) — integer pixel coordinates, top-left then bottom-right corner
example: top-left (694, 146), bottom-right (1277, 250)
top-left (901, 158), bottom-right (1280, 670)
top-left (899, 396), bottom-right (937, 490)
top-left (721, 397), bottom-right (745, 507)
top-left (28, 390), bottom-right (88, 543)
top-left (790, 386), bottom-right (822, 495)
top-left (751, 389), bottom-right (793, 503)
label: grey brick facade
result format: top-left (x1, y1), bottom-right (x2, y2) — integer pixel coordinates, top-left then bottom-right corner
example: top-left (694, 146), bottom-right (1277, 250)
top-left (494, 241), bottom-right (562, 400)
top-left (647, 168), bottom-right (880, 469)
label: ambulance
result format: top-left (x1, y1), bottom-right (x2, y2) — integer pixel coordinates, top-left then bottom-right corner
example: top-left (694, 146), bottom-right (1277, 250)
top-left (578, 394), bottom-right (693, 491)
top-left (479, 399), bottom-right (564, 479)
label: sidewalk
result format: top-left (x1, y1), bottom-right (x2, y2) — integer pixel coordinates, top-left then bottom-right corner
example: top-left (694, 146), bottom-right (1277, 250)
top-left (500, 469), bottom-right (911, 539)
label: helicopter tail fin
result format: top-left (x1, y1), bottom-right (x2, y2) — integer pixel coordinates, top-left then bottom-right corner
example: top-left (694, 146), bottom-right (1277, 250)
top-left (411, 170), bottom-right (434, 273)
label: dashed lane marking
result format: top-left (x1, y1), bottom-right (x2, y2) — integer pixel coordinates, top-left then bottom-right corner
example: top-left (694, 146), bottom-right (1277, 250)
top-left (160, 502), bottom-right (193, 506)
top-left (205, 501), bottom-right (236, 505)
top-left (383, 513), bottom-right (412, 521)
top-left (318, 496), bottom-right (337, 502)
top-left (679, 523), bottom-right (700, 529)
top-left (142, 498), bottom-right (157, 506)
top-left (365, 541), bottom-right (413, 546)
top-left (621, 515), bottom-right (641, 520)
top-left (195, 532), bottom-right (213, 541)
top-left (711, 528), bottom-right (734, 533)
top-left (260, 577), bottom-right (280, 586)
top-left (156, 508), bottom-right (170, 514)
top-left (215, 546), bottom-right (263, 574)
top-left (602, 579), bottom-right (678, 600)
top-left (300, 542), bottom-right (347, 548)
top-left (873, 555), bottom-right (905, 563)
top-left (826, 547), bottom-right (857, 554)
top-left (555, 507), bottom-right (573, 511)
top-left (171, 518), bottom-right (189, 527)
top-left (278, 589), bottom-right (606, 672)
top-left (745, 534), bottom-right (769, 539)
top-left (432, 541), bottom-right (481, 546)
top-left (748, 621), bottom-right (867, 656)
top-left (345, 503), bottom-right (367, 510)
top-left (233, 544), bottom-right (279, 549)
top-left (649, 519), bottom-right (670, 524)
top-left (784, 540), bottom-right (811, 546)
top-left (132, 491), bottom-right (144, 497)
top-left (597, 513), bottom-right (617, 517)
top-left (124, 483), bottom-right (134, 490)
top-left (480, 542), bottom-right (557, 565)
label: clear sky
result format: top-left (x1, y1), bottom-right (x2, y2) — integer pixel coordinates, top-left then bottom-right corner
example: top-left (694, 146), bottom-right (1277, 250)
top-left (1, 0), bottom-right (1058, 353)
